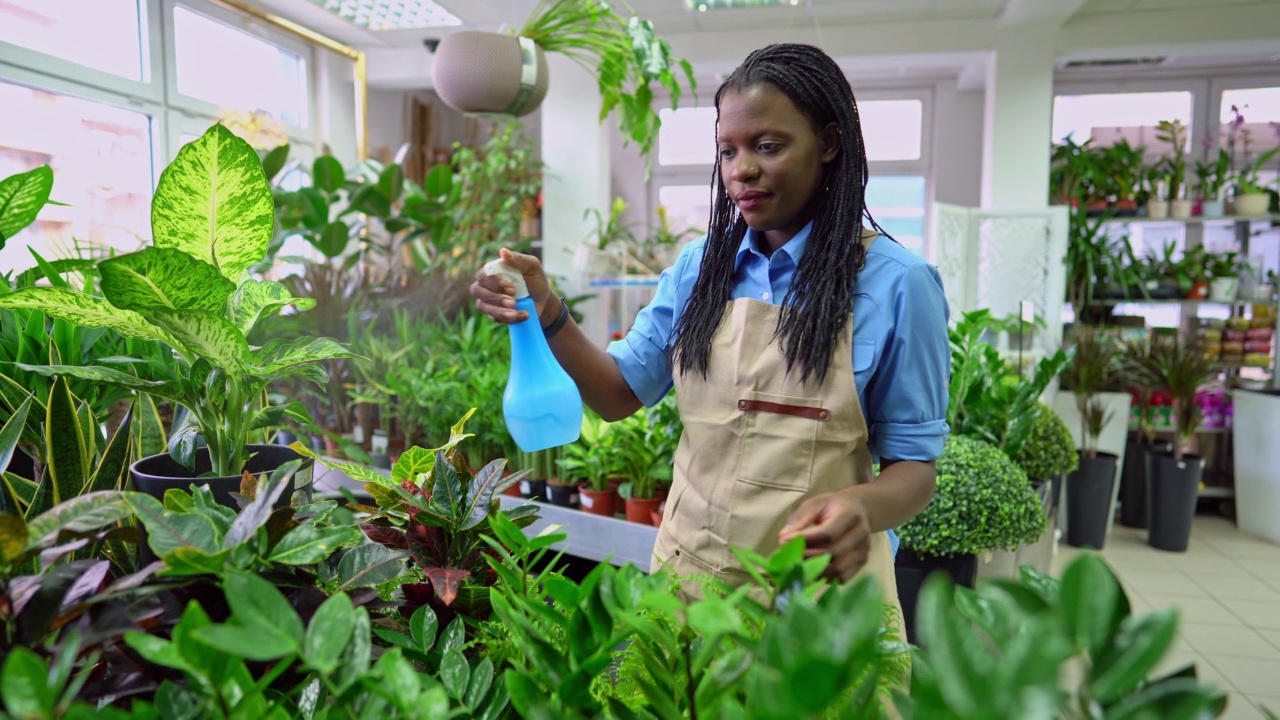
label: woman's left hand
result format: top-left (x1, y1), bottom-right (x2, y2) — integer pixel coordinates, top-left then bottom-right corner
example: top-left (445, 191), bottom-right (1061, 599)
top-left (777, 488), bottom-right (872, 581)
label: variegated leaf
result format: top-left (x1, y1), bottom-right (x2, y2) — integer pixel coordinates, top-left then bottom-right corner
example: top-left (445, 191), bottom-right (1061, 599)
top-left (152, 124), bottom-right (273, 281)
top-left (99, 247), bottom-right (235, 314)
top-left (44, 377), bottom-right (86, 505)
top-left (0, 165), bottom-right (53, 243)
top-left (13, 364), bottom-right (176, 401)
top-left (25, 491), bottom-right (137, 551)
top-left (288, 442), bottom-right (389, 486)
top-left (0, 287), bottom-right (175, 346)
top-left (230, 280), bottom-right (314, 336)
top-left (148, 308), bottom-right (248, 376)
top-left (250, 337), bottom-right (353, 374)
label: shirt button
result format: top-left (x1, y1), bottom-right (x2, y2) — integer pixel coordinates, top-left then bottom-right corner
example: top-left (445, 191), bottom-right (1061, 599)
top-left (762, 291), bottom-right (770, 301)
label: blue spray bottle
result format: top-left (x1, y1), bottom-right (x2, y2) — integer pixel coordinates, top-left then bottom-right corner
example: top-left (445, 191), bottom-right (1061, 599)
top-left (484, 259), bottom-right (583, 452)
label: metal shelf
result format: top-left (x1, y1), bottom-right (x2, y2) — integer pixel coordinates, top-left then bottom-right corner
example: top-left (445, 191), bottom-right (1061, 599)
top-left (1088, 298), bottom-right (1278, 307)
top-left (1100, 214), bottom-right (1280, 226)
top-left (588, 275), bottom-right (662, 288)
top-left (497, 496), bottom-right (657, 569)
top-left (1199, 486), bottom-right (1235, 499)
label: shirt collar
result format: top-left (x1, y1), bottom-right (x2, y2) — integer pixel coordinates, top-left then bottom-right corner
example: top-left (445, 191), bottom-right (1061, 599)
top-left (734, 220), bottom-right (815, 272)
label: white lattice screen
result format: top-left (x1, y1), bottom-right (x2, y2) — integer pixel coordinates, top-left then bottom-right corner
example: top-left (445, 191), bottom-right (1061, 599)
top-left (932, 203), bottom-right (1069, 353)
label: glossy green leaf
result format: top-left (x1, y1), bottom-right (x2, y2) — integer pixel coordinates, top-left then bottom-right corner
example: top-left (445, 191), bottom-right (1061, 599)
top-left (0, 165), bottom-right (53, 243)
top-left (0, 394), bottom-right (33, 512)
top-left (391, 446), bottom-right (434, 483)
top-left (249, 336), bottom-right (352, 374)
top-left (315, 221), bottom-right (347, 257)
top-left (466, 657), bottom-right (495, 710)
top-left (1, 646), bottom-right (55, 719)
top-left (337, 542), bottom-right (407, 590)
top-left (127, 493), bottom-right (220, 557)
top-left (220, 466), bottom-right (290, 550)
top-left (134, 393), bottom-right (168, 458)
top-left (299, 187), bottom-right (329, 232)
top-left (269, 524), bottom-right (362, 565)
top-left (261, 144), bottom-right (289, 182)
top-left (1062, 553), bottom-right (1122, 656)
top-left (378, 164), bottom-right (404, 202)
top-left (225, 570), bottom-right (304, 646)
top-left (303, 591), bottom-right (355, 674)
top-left (0, 287), bottom-right (175, 346)
top-left (230, 280), bottom-right (313, 337)
top-left (410, 603), bottom-right (439, 652)
top-left (1090, 609), bottom-right (1179, 703)
top-left (430, 451), bottom-right (462, 519)
top-left (289, 442), bottom-right (388, 485)
top-left (99, 248), bottom-right (235, 315)
top-left (152, 124), bottom-right (273, 281)
top-left (158, 547), bottom-right (232, 577)
top-left (24, 490), bottom-right (135, 550)
top-left (194, 623), bottom-right (296, 661)
top-left (423, 163), bottom-right (452, 197)
top-left (440, 649), bottom-right (470, 700)
top-left (312, 156), bottom-right (344, 193)
top-left (331, 607), bottom-right (372, 694)
top-left (87, 405), bottom-right (133, 494)
top-left (44, 377), bottom-right (85, 505)
top-left (460, 458), bottom-right (507, 531)
top-left (148, 308), bottom-right (247, 375)
top-left (249, 401), bottom-right (312, 432)
top-left (376, 648), bottom-right (422, 708)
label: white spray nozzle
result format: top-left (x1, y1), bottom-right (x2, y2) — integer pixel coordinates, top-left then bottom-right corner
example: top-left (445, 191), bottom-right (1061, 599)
top-left (484, 259), bottom-right (530, 300)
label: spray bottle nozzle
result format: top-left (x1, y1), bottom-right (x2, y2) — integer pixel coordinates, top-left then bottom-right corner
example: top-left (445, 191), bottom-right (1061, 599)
top-left (483, 259), bottom-right (530, 300)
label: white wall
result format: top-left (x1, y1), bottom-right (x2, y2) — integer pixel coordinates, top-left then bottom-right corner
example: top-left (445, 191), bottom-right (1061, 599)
top-left (365, 87), bottom-right (542, 164)
top-left (933, 79), bottom-right (986, 208)
top-left (316, 49), bottom-right (358, 166)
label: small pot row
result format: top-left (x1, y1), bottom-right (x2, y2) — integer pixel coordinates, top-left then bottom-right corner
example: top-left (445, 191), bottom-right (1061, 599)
top-left (503, 478), bottom-right (668, 527)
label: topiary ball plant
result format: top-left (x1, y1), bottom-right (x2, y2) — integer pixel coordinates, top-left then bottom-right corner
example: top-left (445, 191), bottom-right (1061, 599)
top-left (898, 435), bottom-right (1047, 557)
top-left (1012, 402), bottom-right (1080, 481)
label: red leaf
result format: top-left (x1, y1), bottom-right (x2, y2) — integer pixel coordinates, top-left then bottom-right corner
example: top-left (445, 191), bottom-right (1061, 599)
top-left (361, 524), bottom-right (408, 550)
top-left (400, 479), bottom-right (421, 496)
top-left (424, 568), bottom-right (471, 607)
top-left (240, 470), bottom-right (258, 500)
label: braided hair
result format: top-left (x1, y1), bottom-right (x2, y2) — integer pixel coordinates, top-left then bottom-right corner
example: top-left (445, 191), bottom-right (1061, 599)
top-left (671, 43), bottom-right (887, 386)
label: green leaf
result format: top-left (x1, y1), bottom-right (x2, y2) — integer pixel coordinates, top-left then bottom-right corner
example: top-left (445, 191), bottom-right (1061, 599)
top-left (423, 164), bottom-right (452, 197)
top-left (336, 543), bottom-right (407, 590)
top-left (0, 165), bottom-right (54, 243)
top-left (391, 447), bottom-right (434, 483)
top-left (99, 248), bottom-right (236, 315)
top-left (25, 490), bottom-right (135, 550)
top-left (331, 607), bottom-right (372, 694)
top-left (44, 377), bottom-right (86, 505)
top-left (87, 406), bottom-right (134, 494)
top-left (13, 364), bottom-right (172, 403)
top-left (127, 493), bottom-right (221, 557)
top-left (149, 308), bottom-right (247, 375)
top-left (134, 393), bottom-right (168, 457)
top-left (249, 336), bottom-right (352, 375)
top-left (466, 657), bottom-right (495, 710)
top-left (0, 513), bottom-right (25, 563)
top-left (194, 623), bottom-right (296, 661)
top-left (0, 394), bottom-right (33, 511)
top-left (288, 442), bottom-right (389, 486)
top-left (230, 280), bottom-right (312, 337)
top-left (1061, 554), bottom-right (1122, 656)
top-left (312, 156), bottom-right (345, 193)
top-left (1, 647), bottom-right (56, 719)
top-left (248, 401), bottom-right (312, 431)
top-left (410, 603), bottom-right (439, 652)
top-left (304, 592), bottom-right (356, 674)
top-left (378, 164), bottom-right (404, 203)
top-left (460, 459), bottom-right (508, 531)
top-left (1090, 609), bottom-right (1179, 703)
top-left (153, 124), bottom-right (273, 281)
top-left (315, 221), bottom-right (347, 257)
top-left (269, 524), bottom-right (362, 565)
top-left (159, 547), bottom-right (232, 576)
top-left (0, 287), bottom-right (175, 346)
top-left (430, 451), bottom-right (462, 519)
top-left (299, 187), bottom-right (329, 232)
top-left (440, 649), bottom-right (470, 701)
top-left (225, 570), bottom-right (305, 646)
top-left (261, 144), bottom-right (290, 182)
top-left (221, 465), bottom-right (290, 549)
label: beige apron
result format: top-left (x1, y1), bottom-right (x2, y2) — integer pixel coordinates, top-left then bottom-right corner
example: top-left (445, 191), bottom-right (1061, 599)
top-left (651, 239), bottom-right (901, 623)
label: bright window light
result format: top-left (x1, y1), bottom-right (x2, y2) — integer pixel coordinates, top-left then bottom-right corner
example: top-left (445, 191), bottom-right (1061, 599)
top-left (658, 107), bottom-right (717, 166)
top-left (1220, 87), bottom-right (1280, 154)
top-left (657, 184), bottom-right (712, 237)
top-left (310, 0), bottom-right (461, 30)
top-left (683, 0), bottom-right (800, 9)
top-left (174, 6), bottom-right (309, 128)
top-left (0, 0), bottom-right (145, 80)
top-left (1052, 91), bottom-right (1193, 151)
top-left (0, 80), bottom-right (154, 275)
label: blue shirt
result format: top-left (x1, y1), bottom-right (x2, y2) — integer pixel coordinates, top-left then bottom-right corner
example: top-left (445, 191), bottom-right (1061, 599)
top-left (607, 221), bottom-right (952, 464)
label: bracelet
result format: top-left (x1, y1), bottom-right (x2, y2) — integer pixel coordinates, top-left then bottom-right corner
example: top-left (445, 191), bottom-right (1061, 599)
top-left (542, 295), bottom-right (570, 339)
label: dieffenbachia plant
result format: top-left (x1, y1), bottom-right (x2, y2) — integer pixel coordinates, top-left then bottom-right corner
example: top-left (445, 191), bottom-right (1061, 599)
top-left (0, 124), bottom-right (353, 477)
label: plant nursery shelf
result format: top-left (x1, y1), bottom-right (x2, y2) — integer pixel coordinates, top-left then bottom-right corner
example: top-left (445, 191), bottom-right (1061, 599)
top-left (1198, 485), bottom-right (1235, 499)
top-left (496, 495), bottom-right (657, 569)
top-left (1100, 214), bottom-right (1280, 227)
top-left (1086, 298), bottom-right (1278, 307)
top-left (588, 275), bottom-right (662, 288)
top-left (1135, 426), bottom-right (1232, 435)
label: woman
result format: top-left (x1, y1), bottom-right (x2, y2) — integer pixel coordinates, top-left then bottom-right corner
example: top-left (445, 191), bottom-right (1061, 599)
top-left (470, 43), bottom-right (950, 608)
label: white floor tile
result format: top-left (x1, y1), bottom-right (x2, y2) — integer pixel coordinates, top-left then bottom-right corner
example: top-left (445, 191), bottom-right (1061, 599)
top-left (1191, 573), bottom-right (1280, 602)
top-left (1144, 593), bottom-right (1245, 627)
top-left (1222, 693), bottom-right (1267, 720)
top-left (1203, 656), bottom-right (1280, 696)
top-left (1181, 623), bottom-right (1280, 661)
top-left (1221, 599), bottom-right (1280, 630)
top-left (1249, 697), bottom-right (1280, 719)
top-left (1238, 560), bottom-right (1280, 581)
top-left (1125, 569), bottom-right (1213, 597)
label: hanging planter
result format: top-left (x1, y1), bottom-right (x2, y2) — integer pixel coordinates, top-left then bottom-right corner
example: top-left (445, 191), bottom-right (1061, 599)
top-left (432, 32), bottom-right (549, 117)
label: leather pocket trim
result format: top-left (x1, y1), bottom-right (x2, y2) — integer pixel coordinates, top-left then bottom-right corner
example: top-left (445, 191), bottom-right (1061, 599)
top-left (737, 398), bottom-right (830, 421)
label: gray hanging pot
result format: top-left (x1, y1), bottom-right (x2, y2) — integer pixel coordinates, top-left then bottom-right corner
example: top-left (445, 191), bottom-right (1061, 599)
top-left (431, 31), bottom-right (549, 117)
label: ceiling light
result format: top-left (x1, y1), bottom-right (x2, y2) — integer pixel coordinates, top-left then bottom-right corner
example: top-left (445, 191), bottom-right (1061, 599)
top-left (683, 0), bottom-right (801, 10)
top-left (309, 0), bottom-right (462, 31)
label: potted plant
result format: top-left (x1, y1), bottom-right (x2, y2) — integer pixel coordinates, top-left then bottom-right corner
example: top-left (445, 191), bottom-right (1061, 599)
top-left (1231, 147), bottom-right (1278, 216)
top-left (1115, 336), bottom-right (1173, 530)
top-left (1011, 401), bottom-right (1080, 514)
top-left (895, 435), bottom-right (1047, 645)
top-left (1195, 147), bottom-right (1231, 217)
top-left (0, 125), bottom-right (353, 505)
top-left (613, 412), bottom-right (667, 524)
top-left (432, 0), bottom-right (695, 167)
top-left (1207, 251), bottom-right (1241, 302)
top-left (1105, 138), bottom-right (1146, 215)
top-left (1060, 328), bottom-right (1120, 549)
top-left (556, 411), bottom-right (622, 516)
top-left (1157, 120), bottom-right (1194, 218)
top-left (1134, 335), bottom-right (1219, 552)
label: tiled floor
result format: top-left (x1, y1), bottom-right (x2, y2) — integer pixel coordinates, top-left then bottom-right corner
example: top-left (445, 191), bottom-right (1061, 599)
top-left (1052, 516), bottom-right (1280, 719)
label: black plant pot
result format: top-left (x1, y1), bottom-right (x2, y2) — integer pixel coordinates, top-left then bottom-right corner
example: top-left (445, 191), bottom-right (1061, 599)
top-left (1119, 438), bottom-right (1172, 529)
top-left (519, 477), bottom-right (548, 501)
top-left (130, 444), bottom-right (314, 509)
top-left (1146, 451), bottom-right (1204, 553)
top-left (545, 481), bottom-right (579, 509)
top-left (1049, 473), bottom-right (1065, 514)
top-left (894, 548), bottom-right (977, 646)
top-left (1065, 452), bottom-right (1118, 549)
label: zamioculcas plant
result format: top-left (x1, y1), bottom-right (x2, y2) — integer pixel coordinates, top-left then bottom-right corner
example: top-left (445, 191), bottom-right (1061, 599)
top-left (0, 125), bottom-right (354, 478)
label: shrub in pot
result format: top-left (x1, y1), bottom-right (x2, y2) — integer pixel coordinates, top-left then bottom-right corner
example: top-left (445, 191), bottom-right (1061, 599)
top-left (0, 125), bottom-right (353, 505)
top-left (896, 434), bottom-right (1046, 644)
top-left (1133, 335), bottom-right (1219, 552)
top-left (1011, 401), bottom-right (1080, 511)
top-left (1060, 328), bottom-right (1121, 549)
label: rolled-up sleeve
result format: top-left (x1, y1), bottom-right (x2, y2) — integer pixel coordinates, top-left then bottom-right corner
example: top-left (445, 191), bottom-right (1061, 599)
top-left (866, 263), bottom-right (951, 461)
top-left (606, 240), bottom-right (701, 407)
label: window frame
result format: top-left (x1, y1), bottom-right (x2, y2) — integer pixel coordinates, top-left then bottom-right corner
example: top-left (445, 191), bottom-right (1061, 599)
top-left (1051, 77), bottom-right (1209, 159)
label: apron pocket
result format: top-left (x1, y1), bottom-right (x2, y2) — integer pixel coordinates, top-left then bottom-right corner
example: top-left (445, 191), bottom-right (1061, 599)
top-left (734, 390), bottom-right (821, 491)
top-left (725, 479), bottom-right (808, 567)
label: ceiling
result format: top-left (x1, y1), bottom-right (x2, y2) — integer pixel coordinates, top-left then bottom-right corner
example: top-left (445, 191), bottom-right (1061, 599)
top-left (1076, 0), bottom-right (1280, 15)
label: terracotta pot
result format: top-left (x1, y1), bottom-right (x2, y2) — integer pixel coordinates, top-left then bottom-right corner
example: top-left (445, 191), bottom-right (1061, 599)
top-left (625, 497), bottom-right (661, 525)
top-left (1187, 281), bottom-right (1210, 300)
top-left (579, 485), bottom-right (617, 517)
top-left (503, 472), bottom-right (524, 497)
top-left (651, 501), bottom-right (666, 529)
top-left (432, 31), bottom-right (549, 117)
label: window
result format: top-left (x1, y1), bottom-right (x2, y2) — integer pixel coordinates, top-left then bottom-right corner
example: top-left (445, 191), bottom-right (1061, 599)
top-left (0, 80), bottom-right (154, 274)
top-left (0, 0), bottom-right (146, 80)
top-left (173, 5), bottom-right (310, 128)
top-left (1052, 91), bottom-right (1193, 150)
top-left (658, 106), bottom-right (716, 167)
top-left (867, 175), bottom-right (926, 253)
top-left (1219, 86), bottom-right (1280, 178)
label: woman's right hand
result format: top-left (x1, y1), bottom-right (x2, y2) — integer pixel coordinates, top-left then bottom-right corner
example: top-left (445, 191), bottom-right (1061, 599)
top-left (470, 248), bottom-right (556, 326)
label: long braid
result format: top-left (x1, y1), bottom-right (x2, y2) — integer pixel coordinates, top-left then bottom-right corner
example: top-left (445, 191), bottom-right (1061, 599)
top-left (672, 43), bottom-right (886, 385)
